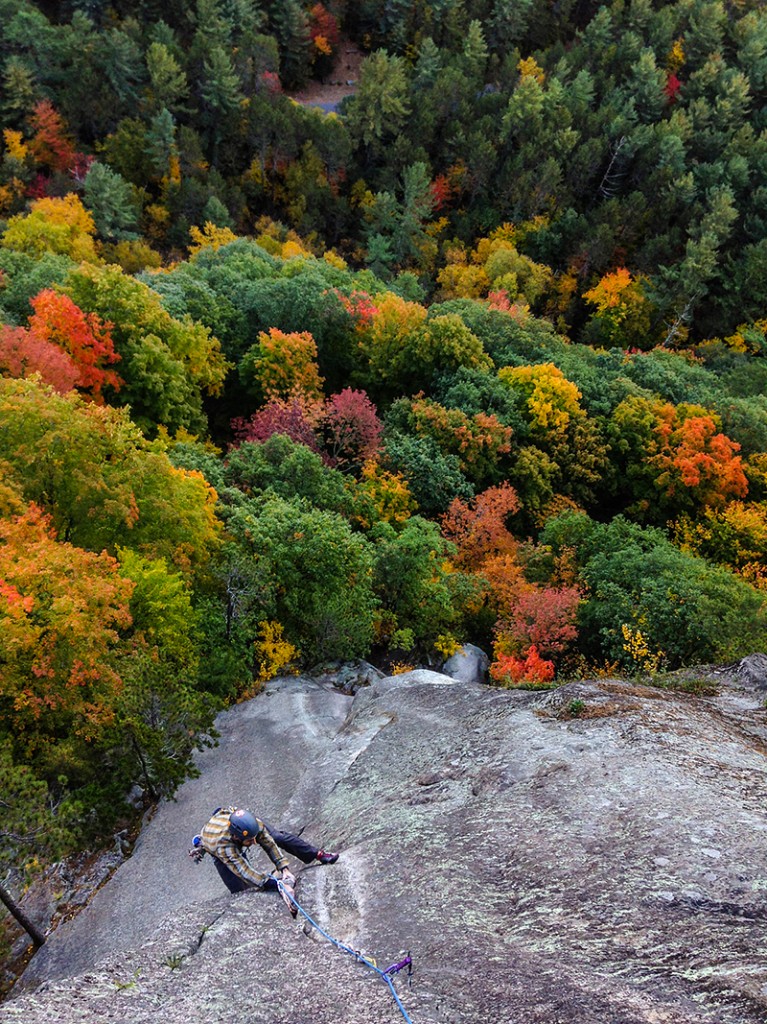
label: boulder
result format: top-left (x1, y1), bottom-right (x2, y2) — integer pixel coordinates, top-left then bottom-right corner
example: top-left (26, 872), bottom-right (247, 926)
top-left (735, 652), bottom-right (767, 690)
top-left (441, 643), bottom-right (490, 684)
top-left (317, 659), bottom-right (385, 694)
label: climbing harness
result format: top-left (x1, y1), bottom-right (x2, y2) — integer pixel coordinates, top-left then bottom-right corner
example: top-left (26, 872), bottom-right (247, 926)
top-left (276, 879), bottom-right (415, 1024)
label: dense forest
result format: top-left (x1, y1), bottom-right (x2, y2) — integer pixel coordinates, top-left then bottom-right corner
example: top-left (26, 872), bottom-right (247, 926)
top-left (2, 0), bottom-right (767, 923)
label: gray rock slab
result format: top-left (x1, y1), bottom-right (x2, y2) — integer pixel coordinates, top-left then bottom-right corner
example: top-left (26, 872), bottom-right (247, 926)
top-left (17, 676), bottom-right (354, 986)
top-left (6, 670), bottom-right (767, 1023)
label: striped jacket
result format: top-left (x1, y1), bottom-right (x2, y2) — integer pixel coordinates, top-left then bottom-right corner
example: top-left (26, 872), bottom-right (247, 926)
top-left (201, 806), bottom-right (289, 888)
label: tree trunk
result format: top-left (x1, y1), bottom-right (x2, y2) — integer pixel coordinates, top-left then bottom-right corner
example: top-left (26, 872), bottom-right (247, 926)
top-left (0, 881), bottom-right (46, 948)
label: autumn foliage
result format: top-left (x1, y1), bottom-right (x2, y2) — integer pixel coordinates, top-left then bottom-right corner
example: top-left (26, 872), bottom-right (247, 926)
top-left (233, 388), bottom-right (383, 473)
top-left (241, 326), bottom-right (324, 402)
top-left (232, 395), bottom-right (323, 451)
top-left (27, 100), bottom-right (80, 176)
top-left (651, 407), bottom-right (748, 509)
top-left (29, 290), bottom-right (122, 399)
top-left (335, 289), bottom-right (379, 329)
top-left (3, 0), bottom-right (767, 892)
top-left (322, 388), bottom-right (383, 471)
top-left (491, 576), bottom-right (581, 658)
top-left (308, 4), bottom-right (341, 64)
top-left (352, 460), bottom-right (415, 528)
top-left (441, 483), bottom-right (521, 571)
top-left (0, 325), bottom-right (80, 393)
top-left (402, 395), bottom-right (513, 483)
top-left (489, 646), bottom-right (555, 686)
top-left (0, 503), bottom-right (133, 750)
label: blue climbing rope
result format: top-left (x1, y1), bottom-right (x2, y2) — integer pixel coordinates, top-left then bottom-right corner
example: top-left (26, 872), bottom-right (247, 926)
top-left (276, 879), bottom-right (415, 1024)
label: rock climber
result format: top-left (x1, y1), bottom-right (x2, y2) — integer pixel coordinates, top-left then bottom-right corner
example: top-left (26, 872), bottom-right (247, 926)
top-left (190, 806), bottom-right (339, 905)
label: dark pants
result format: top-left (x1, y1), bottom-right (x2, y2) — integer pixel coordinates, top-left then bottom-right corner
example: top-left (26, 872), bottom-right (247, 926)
top-left (214, 823), bottom-right (319, 894)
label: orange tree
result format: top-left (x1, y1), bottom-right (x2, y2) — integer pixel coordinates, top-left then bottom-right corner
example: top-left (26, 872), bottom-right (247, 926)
top-left (582, 268), bottom-right (656, 349)
top-left (0, 499), bottom-right (215, 858)
top-left (239, 326), bottom-right (325, 403)
top-left (609, 395), bottom-right (748, 522)
top-left (441, 484), bottom-right (581, 674)
top-left (0, 503), bottom-right (133, 779)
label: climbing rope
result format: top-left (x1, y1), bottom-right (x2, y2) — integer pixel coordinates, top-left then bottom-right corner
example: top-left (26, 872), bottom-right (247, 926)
top-left (276, 879), bottom-right (415, 1024)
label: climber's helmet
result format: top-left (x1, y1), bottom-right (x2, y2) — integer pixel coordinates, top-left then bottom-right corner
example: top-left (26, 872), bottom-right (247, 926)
top-left (229, 809), bottom-right (259, 843)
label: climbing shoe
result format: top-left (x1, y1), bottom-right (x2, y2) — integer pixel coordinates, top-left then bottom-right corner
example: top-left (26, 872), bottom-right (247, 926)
top-left (316, 849), bottom-right (339, 864)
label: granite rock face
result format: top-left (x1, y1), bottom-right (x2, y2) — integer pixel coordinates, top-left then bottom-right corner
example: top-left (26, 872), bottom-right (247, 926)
top-left (4, 663), bottom-right (767, 1024)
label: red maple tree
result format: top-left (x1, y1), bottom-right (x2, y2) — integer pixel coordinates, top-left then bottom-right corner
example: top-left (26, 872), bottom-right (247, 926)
top-left (28, 290), bottom-right (122, 400)
top-left (0, 324), bottom-right (80, 392)
top-left (323, 388), bottom-right (383, 471)
top-left (231, 396), bottom-right (323, 451)
top-left (27, 100), bottom-right (79, 174)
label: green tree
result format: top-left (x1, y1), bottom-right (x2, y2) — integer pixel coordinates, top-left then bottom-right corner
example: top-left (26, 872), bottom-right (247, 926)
top-left (269, 0), bottom-right (312, 89)
top-left (99, 117), bottom-right (155, 187)
top-left (224, 494), bottom-right (377, 662)
top-left (0, 740), bottom-right (69, 946)
top-left (499, 362), bottom-right (608, 508)
top-left (386, 394), bottom-right (513, 488)
top-left (1, 55), bottom-right (37, 127)
top-left (361, 294), bottom-right (491, 399)
top-left (365, 162), bottom-right (437, 275)
top-left (371, 515), bottom-right (463, 654)
top-left (344, 51), bottom-right (411, 170)
top-left (82, 161), bottom-right (139, 241)
top-left (63, 262), bottom-right (229, 433)
top-left (654, 185), bottom-right (739, 345)
top-left (382, 431), bottom-right (473, 516)
top-left (145, 41), bottom-right (189, 114)
top-left (461, 20), bottom-right (488, 82)
top-left (108, 547), bottom-right (214, 800)
top-left (541, 512), bottom-right (767, 670)
top-left (199, 46), bottom-right (242, 160)
top-left (145, 107), bottom-right (179, 179)
top-left (223, 434), bottom-right (351, 516)
top-left (0, 249), bottom-right (73, 324)
top-left (487, 0), bottom-right (533, 53)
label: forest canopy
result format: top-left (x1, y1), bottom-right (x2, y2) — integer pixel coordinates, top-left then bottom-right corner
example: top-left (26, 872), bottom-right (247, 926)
top-left (1, 0), bottom-right (767, 889)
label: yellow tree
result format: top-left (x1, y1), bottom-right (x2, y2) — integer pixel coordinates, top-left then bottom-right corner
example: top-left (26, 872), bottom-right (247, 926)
top-left (437, 224), bottom-right (554, 309)
top-left (349, 461), bottom-right (416, 529)
top-left (582, 267), bottom-right (656, 348)
top-left (499, 362), bottom-right (608, 508)
top-left (360, 294), bottom-right (491, 398)
top-left (2, 194), bottom-right (99, 262)
top-left (239, 326), bottom-right (325, 402)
